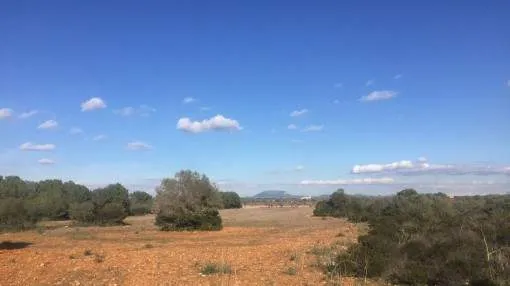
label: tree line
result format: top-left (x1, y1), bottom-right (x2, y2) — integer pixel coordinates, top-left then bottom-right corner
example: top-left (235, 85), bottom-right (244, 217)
top-left (0, 171), bottom-right (242, 232)
top-left (314, 189), bottom-right (510, 285)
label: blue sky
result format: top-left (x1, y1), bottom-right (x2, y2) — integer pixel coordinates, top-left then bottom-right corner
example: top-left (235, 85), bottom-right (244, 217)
top-left (1, 1), bottom-right (509, 196)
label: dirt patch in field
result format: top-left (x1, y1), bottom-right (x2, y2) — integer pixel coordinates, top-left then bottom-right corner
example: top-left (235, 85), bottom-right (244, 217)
top-left (1, 208), bottom-right (360, 286)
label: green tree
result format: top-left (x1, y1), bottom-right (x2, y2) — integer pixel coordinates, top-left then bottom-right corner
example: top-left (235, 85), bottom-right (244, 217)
top-left (129, 191), bottom-right (153, 215)
top-left (220, 191), bottom-right (242, 209)
top-left (89, 183), bottom-right (130, 225)
top-left (0, 198), bottom-right (36, 232)
top-left (154, 170), bottom-right (222, 231)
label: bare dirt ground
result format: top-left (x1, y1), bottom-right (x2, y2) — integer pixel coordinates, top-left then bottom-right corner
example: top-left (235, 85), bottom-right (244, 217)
top-left (1, 207), bottom-right (362, 286)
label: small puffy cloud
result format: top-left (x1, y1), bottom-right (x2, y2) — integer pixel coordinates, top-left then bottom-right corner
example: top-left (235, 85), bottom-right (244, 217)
top-left (290, 109), bottom-right (308, 117)
top-left (302, 125), bottom-right (324, 132)
top-left (69, 127), bottom-right (84, 135)
top-left (19, 142), bottom-right (56, 151)
top-left (182, 97), bottom-right (196, 104)
top-left (365, 79), bottom-right (374, 86)
top-left (301, 177), bottom-right (394, 185)
top-left (19, 110), bottom-right (38, 119)
top-left (38, 119), bottom-right (58, 129)
top-left (92, 134), bottom-right (107, 141)
top-left (295, 165), bottom-right (305, 171)
top-left (200, 106), bottom-right (212, 111)
top-left (0, 108), bottom-right (13, 119)
top-left (506, 79), bottom-right (510, 87)
top-left (177, 114), bottom-right (242, 133)
top-left (394, 74), bottom-right (402, 80)
top-left (38, 158), bottom-right (55, 165)
top-left (360, 90), bottom-right (397, 102)
top-left (114, 105), bottom-right (156, 117)
top-left (333, 99), bottom-right (340, 104)
top-left (81, 97), bottom-right (106, 111)
top-left (127, 141), bottom-right (152, 150)
top-left (287, 124), bottom-right (298, 130)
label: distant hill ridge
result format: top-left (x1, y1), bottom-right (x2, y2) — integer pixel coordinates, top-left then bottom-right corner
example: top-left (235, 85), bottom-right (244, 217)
top-left (252, 190), bottom-right (297, 199)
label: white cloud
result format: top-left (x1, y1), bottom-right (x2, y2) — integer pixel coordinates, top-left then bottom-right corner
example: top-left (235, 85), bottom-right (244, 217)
top-left (360, 90), bottom-right (397, 102)
top-left (19, 142), bottom-right (56, 151)
top-left (127, 141), bottom-right (152, 150)
top-left (334, 83), bottom-right (343, 88)
top-left (0, 108), bottom-right (13, 119)
top-left (352, 160), bottom-right (414, 173)
top-left (290, 109), bottom-right (308, 117)
top-left (38, 158), bottom-right (55, 165)
top-left (177, 114), bottom-right (242, 133)
top-left (394, 74), bottom-right (402, 80)
top-left (38, 119), bottom-right (58, 129)
top-left (81, 97), bottom-right (106, 111)
top-left (301, 177), bottom-right (394, 185)
top-left (200, 106), bottom-right (212, 111)
top-left (365, 79), bottom-right (374, 86)
top-left (295, 165), bottom-right (305, 171)
top-left (287, 124), bottom-right (298, 130)
top-left (333, 99), bottom-right (340, 104)
top-left (302, 125), bottom-right (324, 132)
top-left (19, 110), bottom-right (38, 119)
top-left (352, 158), bottom-right (510, 176)
top-left (92, 134), bottom-right (107, 141)
top-left (182, 97), bottom-right (196, 104)
top-left (70, 127), bottom-right (84, 135)
top-left (114, 105), bottom-right (156, 117)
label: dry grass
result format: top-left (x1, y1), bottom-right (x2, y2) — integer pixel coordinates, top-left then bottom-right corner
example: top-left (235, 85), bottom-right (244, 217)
top-left (0, 207), bottom-right (363, 285)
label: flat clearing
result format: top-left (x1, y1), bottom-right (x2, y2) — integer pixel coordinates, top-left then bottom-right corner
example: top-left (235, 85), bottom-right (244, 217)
top-left (1, 207), bottom-right (359, 286)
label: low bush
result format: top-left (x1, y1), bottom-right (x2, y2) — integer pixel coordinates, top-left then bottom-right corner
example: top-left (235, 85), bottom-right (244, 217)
top-left (200, 262), bottom-right (232, 275)
top-left (94, 202), bottom-right (128, 225)
top-left (219, 191), bottom-right (242, 209)
top-left (314, 189), bottom-right (510, 285)
top-left (69, 202), bottom-right (95, 223)
top-left (0, 198), bottom-right (36, 232)
top-left (284, 266), bottom-right (297, 275)
top-left (156, 208), bottom-right (222, 231)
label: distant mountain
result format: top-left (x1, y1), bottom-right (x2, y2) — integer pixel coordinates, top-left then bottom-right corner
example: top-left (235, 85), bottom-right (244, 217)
top-left (252, 190), bottom-right (299, 199)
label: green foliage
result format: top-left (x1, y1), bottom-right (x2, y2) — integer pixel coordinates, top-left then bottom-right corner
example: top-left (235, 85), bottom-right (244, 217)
top-left (94, 202), bottom-right (127, 225)
top-left (313, 189), bottom-right (391, 222)
top-left (284, 266), bottom-right (297, 275)
top-left (69, 202), bottom-right (96, 223)
top-left (0, 198), bottom-right (36, 232)
top-left (0, 174), bottom-right (136, 229)
top-left (200, 262), bottom-right (232, 275)
top-left (129, 191), bottom-right (153, 215)
top-left (315, 189), bottom-right (510, 285)
top-left (156, 208), bottom-right (222, 231)
top-left (220, 191), bottom-right (242, 209)
top-left (154, 170), bottom-right (223, 231)
top-left (92, 184), bottom-right (130, 214)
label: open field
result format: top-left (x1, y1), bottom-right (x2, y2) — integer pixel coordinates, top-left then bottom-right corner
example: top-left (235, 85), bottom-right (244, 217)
top-left (0, 207), bottom-right (364, 286)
